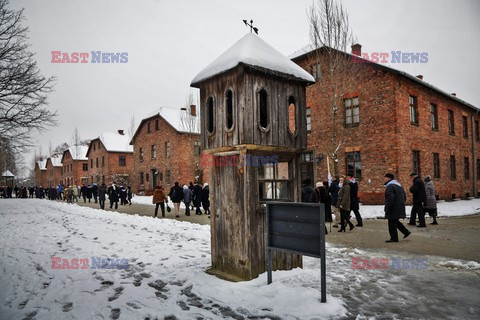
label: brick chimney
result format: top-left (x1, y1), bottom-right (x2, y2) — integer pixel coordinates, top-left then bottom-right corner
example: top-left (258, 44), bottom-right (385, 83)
top-left (118, 129), bottom-right (124, 135)
top-left (416, 75), bottom-right (423, 80)
top-left (190, 105), bottom-right (197, 117)
top-left (351, 43), bottom-right (362, 56)
top-left (451, 93), bottom-right (456, 97)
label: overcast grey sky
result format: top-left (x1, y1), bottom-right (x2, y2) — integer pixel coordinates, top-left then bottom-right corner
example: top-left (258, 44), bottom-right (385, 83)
top-left (10, 0), bottom-right (480, 174)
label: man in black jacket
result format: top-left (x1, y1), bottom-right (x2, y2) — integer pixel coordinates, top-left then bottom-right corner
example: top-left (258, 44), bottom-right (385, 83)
top-left (328, 177), bottom-right (341, 227)
top-left (384, 173), bottom-right (411, 242)
top-left (408, 172), bottom-right (427, 227)
top-left (347, 174), bottom-right (363, 227)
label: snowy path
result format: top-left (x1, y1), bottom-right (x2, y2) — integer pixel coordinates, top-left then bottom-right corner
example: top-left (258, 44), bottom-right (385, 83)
top-left (1, 199), bottom-right (479, 319)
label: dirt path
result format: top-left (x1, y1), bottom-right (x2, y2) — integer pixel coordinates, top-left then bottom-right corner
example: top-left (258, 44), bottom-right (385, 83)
top-left (326, 215), bottom-right (480, 262)
top-left (68, 200), bottom-right (480, 262)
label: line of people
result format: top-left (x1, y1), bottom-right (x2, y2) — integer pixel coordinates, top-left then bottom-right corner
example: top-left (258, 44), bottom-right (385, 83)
top-left (301, 174), bottom-right (363, 234)
top-left (152, 181), bottom-right (210, 218)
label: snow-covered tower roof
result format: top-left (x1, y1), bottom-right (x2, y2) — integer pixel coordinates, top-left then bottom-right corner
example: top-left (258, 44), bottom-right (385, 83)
top-left (191, 33), bottom-right (314, 87)
top-left (36, 159), bottom-right (47, 171)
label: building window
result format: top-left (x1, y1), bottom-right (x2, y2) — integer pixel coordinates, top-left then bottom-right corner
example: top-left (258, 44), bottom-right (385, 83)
top-left (96, 157), bottom-right (99, 168)
top-left (90, 159), bottom-right (93, 168)
top-left (412, 150), bottom-right (421, 176)
top-left (146, 173), bottom-right (149, 182)
top-left (93, 143), bottom-right (96, 151)
top-left (306, 107), bottom-right (312, 132)
top-left (140, 172), bottom-right (144, 185)
top-left (462, 116), bottom-right (468, 138)
top-left (102, 156), bottom-right (105, 167)
top-left (194, 141), bottom-right (201, 156)
top-left (155, 119), bottom-right (159, 131)
top-left (147, 122), bottom-right (152, 133)
top-left (258, 161), bottom-right (292, 201)
top-left (312, 63), bottom-right (321, 81)
top-left (345, 97), bottom-right (360, 126)
top-left (159, 171), bottom-right (163, 181)
top-left (450, 155), bottom-right (456, 179)
top-left (430, 103), bottom-right (438, 130)
top-left (166, 169), bottom-right (171, 184)
top-left (225, 89), bottom-right (234, 130)
top-left (119, 155), bottom-right (126, 167)
top-left (288, 96), bottom-right (296, 134)
top-left (151, 144), bottom-right (156, 159)
top-left (464, 157), bottom-right (470, 179)
top-left (448, 110), bottom-right (455, 135)
top-left (258, 88), bottom-right (269, 129)
top-left (475, 120), bottom-right (479, 141)
top-left (139, 147), bottom-right (144, 162)
top-left (433, 153), bottom-right (440, 178)
top-left (165, 142), bottom-right (170, 158)
top-left (409, 95), bottom-right (418, 125)
top-left (206, 97), bottom-right (214, 134)
top-left (346, 151), bottom-right (362, 179)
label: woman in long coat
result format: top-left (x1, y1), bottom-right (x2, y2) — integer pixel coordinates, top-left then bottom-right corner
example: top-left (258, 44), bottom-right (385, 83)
top-left (424, 175), bottom-right (438, 225)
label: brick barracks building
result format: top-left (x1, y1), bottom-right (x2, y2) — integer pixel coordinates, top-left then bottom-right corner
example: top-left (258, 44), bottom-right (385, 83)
top-left (35, 159), bottom-right (47, 187)
top-left (61, 145), bottom-right (89, 187)
top-left (45, 154), bottom-right (63, 187)
top-left (291, 44), bottom-right (479, 204)
top-left (85, 130), bottom-right (134, 186)
top-left (130, 107), bottom-right (202, 195)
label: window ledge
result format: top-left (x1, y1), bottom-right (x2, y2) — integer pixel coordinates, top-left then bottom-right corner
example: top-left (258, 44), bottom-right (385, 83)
top-left (410, 122), bottom-right (419, 126)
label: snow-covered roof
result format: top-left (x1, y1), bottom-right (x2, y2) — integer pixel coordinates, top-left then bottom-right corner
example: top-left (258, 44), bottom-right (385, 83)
top-left (288, 44), bottom-right (479, 112)
top-left (191, 33), bottom-right (315, 86)
top-left (68, 145), bottom-right (89, 160)
top-left (98, 131), bottom-right (133, 153)
top-left (37, 159), bottom-right (47, 171)
top-left (48, 154), bottom-right (63, 167)
top-left (2, 170), bottom-right (14, 177)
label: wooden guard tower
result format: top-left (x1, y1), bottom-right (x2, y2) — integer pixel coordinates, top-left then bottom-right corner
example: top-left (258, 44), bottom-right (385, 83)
top-left (191, 33), bottom-right (315, 281)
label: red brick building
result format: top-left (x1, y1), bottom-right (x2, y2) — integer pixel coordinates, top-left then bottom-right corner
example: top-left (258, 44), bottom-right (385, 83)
top-left (34, 159), bottom-right (47, 187)
top-left (61, 145), bottom-right (89, 187)
top-left (85, 130), bottom-right (134, 186)
top-left (291, 45), bottom-right (480, 204)
top-left (45, 154), bottom-right (63, 187)
top-left (130, 108), bottom-right (202, 195)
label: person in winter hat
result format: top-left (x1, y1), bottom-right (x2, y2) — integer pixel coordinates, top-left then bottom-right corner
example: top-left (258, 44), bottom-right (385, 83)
top-left (384, 173), bottom-right (411, 242)
top-left (409, 172), bottom-right (427, 227)
top-left (169, 182), bottom-right (184, 218)
top-left (182, 185), bottom-right (192, 216)
top-left (153, 185), bottom-right (167, 218)
top-left (423, 175), bottom-right (438, 225)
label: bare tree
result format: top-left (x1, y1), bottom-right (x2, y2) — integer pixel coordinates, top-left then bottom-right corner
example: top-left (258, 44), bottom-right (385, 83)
top-left (179, 93), bottom-right (200, 134)
top-left (308, 0), bottom-right (359, 176)
top-left (128, 114), bottom-right (136, 139)
top-left (0, 0), bottom-right (57, 153)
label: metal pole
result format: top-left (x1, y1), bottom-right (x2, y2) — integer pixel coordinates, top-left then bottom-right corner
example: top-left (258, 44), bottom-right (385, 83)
top-left (320, 203), bottom-right (326, 303)
top-left (267, 248), bottom-right (272, 285)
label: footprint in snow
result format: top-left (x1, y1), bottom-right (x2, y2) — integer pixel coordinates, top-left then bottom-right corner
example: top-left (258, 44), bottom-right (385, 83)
top-left (110, 308), bottom-right (121, 320)
top-left (62, 302), bottom-right (73, 312)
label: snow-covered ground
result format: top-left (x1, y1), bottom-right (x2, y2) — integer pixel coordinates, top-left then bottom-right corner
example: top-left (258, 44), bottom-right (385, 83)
top-left (1, 199), bottom-right (479, 319)
top-left (133, 195), bottom-right (480, 219)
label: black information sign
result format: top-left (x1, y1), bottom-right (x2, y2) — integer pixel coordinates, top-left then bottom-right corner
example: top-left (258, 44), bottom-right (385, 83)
top-left (266, 202), bottom-right (326, 303)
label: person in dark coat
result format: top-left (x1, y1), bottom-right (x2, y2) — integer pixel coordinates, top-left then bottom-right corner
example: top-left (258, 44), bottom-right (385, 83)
top-left (86, 185), bottom-right (93, 203)
top-left (80, 184), bottom-right (88, 203)
top-left (384, 173), bottom-right (411, 242)
top-left (192, 182), bottom-right (203, 215)
top-left (347, 174), bottom-right (363, 227)
top-left (337, 177), bottom-right (354, 232)
top-left (424, 175), bottom-right (438, 225)
top-left (201, 183), bottom-right (210, 215)
top-left (119, 186), bottom-right (127, 205)
top-left (328, 177), bottom-right (341, 227)
top-left (183, 185), bottom-right (192, 216)
top-left (127, 186), bottom-right (133, 205)
top-left (92, 183), bottom-right (99, 203)
top-left (301, 179), bottom-right (318, 203)
top-left (152, 185), bottom-right (167, 218)
top-left (409, 172), bottom-right (427, 227)
top-left (108, 183), bottom-right (119, 209)
top-left (188, 181), bottom-right (195, 211)
top-left (169, 182), bottom-right (184, 218)
top-left (315, 181), bottom-right (332, 222)
top-left (98, 183), bottom-right (107, 209)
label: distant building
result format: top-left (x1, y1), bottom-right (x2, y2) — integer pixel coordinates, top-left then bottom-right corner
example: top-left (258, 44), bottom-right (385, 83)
top-left (61, 145), bottom-right (89, 186)
top-left (130, 107), bottom-right (203, 195)
top-left (291, 44), bottom-right (480, 204)
top-left (34, 159), bottom-right (47, 187)
top-left (45, 154), bottom-right (63, 187)
top-left (85, 130), bottom-right (134, 186)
